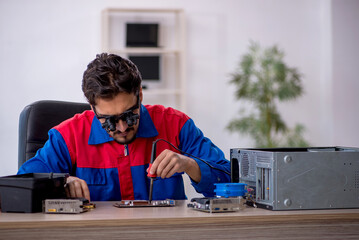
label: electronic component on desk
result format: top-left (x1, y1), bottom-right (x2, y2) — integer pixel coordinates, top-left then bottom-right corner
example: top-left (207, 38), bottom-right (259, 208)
top-left (187, 197), bottom-right (245, 213)
top-left (0, 173), bottom-right (68, 213)
top-left (113, 199), bottom-right (175, 208)
top-left (188, 183), bottom-right (247, 213)
top-left (43, 198), bottom-right (95, 214)
top-left (214, 183), bottom-right (247, 198)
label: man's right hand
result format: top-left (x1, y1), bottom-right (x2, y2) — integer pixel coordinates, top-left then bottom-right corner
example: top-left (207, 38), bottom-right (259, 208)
top-left (65, 176), bottom-right (91, 201)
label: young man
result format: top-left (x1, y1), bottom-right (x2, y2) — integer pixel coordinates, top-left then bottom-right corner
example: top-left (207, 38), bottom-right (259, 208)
top-left (18, 53), bottom-right (230, 201)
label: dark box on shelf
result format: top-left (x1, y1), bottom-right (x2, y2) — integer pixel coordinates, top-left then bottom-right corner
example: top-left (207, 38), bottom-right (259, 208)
top-left (126, 23), bottom-right (159, 47)
top-left (0, 173), bottom-right (68, 213)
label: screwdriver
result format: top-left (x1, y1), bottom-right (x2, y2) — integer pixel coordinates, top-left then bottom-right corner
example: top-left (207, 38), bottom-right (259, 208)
top-left (148, 171), bottom-right (156, 203)
top-left (147, 140), bottom-right (158, 203)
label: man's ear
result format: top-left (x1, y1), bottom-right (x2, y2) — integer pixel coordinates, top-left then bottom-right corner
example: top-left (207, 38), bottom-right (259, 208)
top-left (139, 87), bottom-right (143, 103)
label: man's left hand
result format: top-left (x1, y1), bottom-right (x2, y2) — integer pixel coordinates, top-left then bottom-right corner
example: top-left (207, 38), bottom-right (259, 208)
top-left (149, 149), bottom-right (201, 183)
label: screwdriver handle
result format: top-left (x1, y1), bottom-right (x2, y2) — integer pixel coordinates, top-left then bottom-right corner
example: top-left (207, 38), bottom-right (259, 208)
top-left (147, 163), bottom-right (157, 178)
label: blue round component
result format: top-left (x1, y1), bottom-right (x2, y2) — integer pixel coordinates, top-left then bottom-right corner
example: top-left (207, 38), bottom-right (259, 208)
top-left (214, 183), bottom-right (247, 197)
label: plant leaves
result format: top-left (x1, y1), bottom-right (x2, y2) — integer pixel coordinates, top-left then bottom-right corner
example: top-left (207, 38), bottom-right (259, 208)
top-left (228, 41), bottom-right (309, 148)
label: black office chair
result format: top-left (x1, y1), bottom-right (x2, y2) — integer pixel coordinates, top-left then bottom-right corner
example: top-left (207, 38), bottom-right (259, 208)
top-left (18, 100), bottom-right (91, 169)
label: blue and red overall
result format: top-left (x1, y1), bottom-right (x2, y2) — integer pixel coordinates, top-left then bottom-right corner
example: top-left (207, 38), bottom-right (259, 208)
top-left (18, 105), bottom-right (230, 201)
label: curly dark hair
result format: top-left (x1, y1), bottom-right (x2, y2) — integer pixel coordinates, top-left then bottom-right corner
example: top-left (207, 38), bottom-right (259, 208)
top-left (82, 53), bottom-right (142, 105)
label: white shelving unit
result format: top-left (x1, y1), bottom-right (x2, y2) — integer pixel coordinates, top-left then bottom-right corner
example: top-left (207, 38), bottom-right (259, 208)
top-left (101, 8), bottom-right (186, 111)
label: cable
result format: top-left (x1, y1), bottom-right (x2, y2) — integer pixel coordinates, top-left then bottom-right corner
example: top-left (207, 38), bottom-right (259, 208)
top-left (152, 139), bottom-right (231, 176)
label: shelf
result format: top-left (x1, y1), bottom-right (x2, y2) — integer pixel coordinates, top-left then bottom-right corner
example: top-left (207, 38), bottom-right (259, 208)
top-left (101, 8), bottom-right (186, 111)
top-left (108, 48), bottom-right (181, 55)
top-left (142, 89), bottom-right (182, 95)
top-left (104, 8), bottom-right (184, 14)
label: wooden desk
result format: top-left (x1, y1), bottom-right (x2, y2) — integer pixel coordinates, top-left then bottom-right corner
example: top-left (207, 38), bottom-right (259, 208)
top-left (1, 201), bottom-right (359, 239)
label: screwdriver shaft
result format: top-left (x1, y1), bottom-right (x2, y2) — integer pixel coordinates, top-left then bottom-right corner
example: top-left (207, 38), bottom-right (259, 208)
top-left (149, 178), bottom-right (154, 203)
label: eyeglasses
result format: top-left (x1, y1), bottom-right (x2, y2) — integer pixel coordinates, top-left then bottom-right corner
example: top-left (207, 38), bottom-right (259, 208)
top-left (92, 96), bottom-right (140, 133)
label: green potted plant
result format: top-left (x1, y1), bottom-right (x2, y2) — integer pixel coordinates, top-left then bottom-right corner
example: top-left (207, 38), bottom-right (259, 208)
top-left (227, 42), bottom-right (309, 148)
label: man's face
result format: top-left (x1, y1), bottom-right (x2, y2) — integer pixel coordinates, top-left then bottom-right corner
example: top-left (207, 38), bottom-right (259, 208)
top-left (92, 92), bottom-right (141, 145)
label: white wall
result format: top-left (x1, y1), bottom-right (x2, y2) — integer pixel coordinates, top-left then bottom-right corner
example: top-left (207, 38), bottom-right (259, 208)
top-left (332, 0), bottom-right (359, 147)
top-left (1, 0), bottom-right (358, 199)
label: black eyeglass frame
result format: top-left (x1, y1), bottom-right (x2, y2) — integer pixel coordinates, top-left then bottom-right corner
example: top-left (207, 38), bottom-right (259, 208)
top-left (92, 94), bottom-right (140, 133)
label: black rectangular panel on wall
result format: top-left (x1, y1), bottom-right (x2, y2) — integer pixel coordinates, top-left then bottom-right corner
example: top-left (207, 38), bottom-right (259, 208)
top-left (129, 55), bottom-right (160, 81)
top-left (126, 23), bottom-right (159, 47)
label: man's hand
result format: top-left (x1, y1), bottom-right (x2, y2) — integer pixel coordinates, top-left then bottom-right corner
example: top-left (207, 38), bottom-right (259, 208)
top-left (65, 176), bottom-right (91, 201)
top-left (149, 149), bottom-right (201, 183)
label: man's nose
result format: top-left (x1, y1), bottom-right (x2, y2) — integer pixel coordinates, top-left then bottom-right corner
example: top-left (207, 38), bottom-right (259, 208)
top-left (116, 119), bottom-right (128, 132)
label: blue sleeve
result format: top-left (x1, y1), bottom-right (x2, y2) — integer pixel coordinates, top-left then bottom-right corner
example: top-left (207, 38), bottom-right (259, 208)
top-left (179, 118), bottom-right (230, 197)
top-left (17, 129), bottom-right (73, 174)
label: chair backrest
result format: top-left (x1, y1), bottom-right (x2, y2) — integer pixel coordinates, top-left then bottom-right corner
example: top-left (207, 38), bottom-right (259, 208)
top-left (18, 100), bottom-right (91, 169)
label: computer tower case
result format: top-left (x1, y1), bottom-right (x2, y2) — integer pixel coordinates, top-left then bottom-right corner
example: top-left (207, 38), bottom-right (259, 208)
top-left (230, 147), bottom-right (359, 210)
